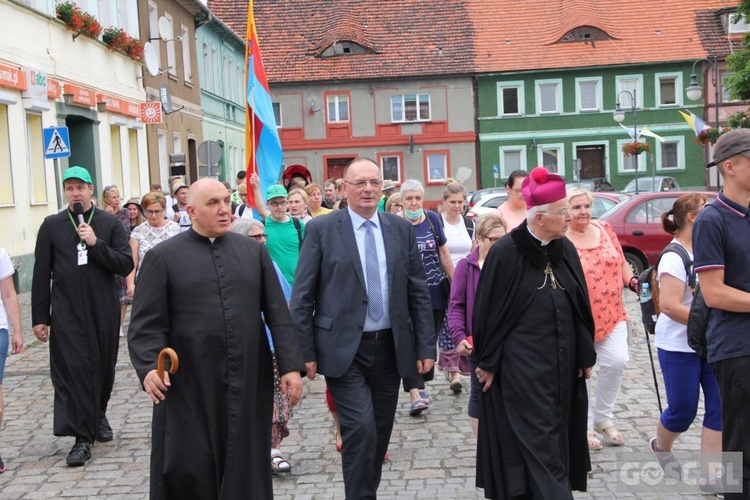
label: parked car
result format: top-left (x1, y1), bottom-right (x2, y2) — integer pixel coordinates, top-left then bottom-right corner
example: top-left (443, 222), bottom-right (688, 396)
top-left (466, 192), bottom-right (508, 219)
top-left (465, 187), bottom-right (506, 215)
top-left (598, 191), bottom-right (716, 275)
top-left (622, 176), bottom-right (680, 194)
top-left (566, 177), bottom-right (615, 192)
top-left (467, 192), bottom-right (628, 220)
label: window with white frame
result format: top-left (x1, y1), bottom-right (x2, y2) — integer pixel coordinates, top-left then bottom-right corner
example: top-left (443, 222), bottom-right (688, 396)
top-left (0, 105), bottom-right (13, 205)
top-left (721, 72), bottom-right (740, 102)
top-left (576, 78), bottom-right (601, 112)
top-left (728, 12), bottom-right (750, 33)
top-left (380, 156), bottom-right (400, 182)
top-left (212, 46), bottom-right (220, 94)
top-left (236, 62), bottom-right (243, 104)
top-left (391, 94), bottom-right (430, 122)
top-left (272, 103), bottom-right (281, 127)
top-left (157, 129), bottom-right (169, 187)
top-left (538, 145), bottom-right (563, 175)
top-left (617, 139), bottom-right (645, 173)
top-left (202, 42), bottom-right (211, 91)
top-left (500, 146), bottom-right (526, 178)
top-left (497, 82), bottom-right (524, 116)
top-left (173, 132), bottom-right (182, 154)
top-left (98, 0), bottom-right (117, 28)
top-left (181, 25), bottom-right (191, 83)
top-left (426, 153), bottom-right (447, 183)
top-left (26, 113), bottom-right (47, 203)
top-left (657, 137), bottom-right (684, 171)
top-left (148, 2), bottom-right (160, 68)
top-left (223, 55), bottom-right (231, 99)
top-left (118, 0), bottom-right (139, 37)
top-left (327, 95), bottom-right (349, 122)
top-left (616, 76), bottom-right (642, 109)
top-left (536, 80), bottom-right (562, 114)
top-left (164, 13), bottom-right (176, 77)
top-left (656, 73), bottom-right (681, 106)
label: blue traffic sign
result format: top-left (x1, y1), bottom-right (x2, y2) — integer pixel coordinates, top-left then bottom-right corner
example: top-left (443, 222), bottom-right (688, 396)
top-left (493, 163), bottom-right (499, 174)
top-left (43, 126), bottom-right (71, 159)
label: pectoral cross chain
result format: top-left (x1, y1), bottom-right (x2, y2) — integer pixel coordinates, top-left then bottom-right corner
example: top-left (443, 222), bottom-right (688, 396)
top-left (538, 262), bottom-right (565, 290)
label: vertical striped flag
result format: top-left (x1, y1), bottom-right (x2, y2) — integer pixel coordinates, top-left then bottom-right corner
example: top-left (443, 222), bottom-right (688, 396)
top-left (678, 110), bottom-right (711, 136)
top-left (245, 0), bottom-right (282, 210)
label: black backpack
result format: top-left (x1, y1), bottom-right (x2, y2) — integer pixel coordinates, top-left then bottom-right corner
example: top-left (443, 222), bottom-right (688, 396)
top-left (638, 243), bottom-right (694, 334)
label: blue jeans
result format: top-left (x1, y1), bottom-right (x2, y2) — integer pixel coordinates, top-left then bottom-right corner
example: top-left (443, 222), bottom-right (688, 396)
top-left (0, 328), bottom-right (8, 384)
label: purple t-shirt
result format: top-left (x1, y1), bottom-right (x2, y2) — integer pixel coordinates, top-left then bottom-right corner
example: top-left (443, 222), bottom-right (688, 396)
top-left (412, 210), bottom-right (448, 309)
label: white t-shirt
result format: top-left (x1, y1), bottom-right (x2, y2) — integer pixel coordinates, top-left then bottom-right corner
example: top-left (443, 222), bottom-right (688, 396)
top-left (0, 247), bottom-right (14, 330)
top-left (441, 214), bottom-right (473, 268)
top-left (654, 239), bottom-right (696, 353)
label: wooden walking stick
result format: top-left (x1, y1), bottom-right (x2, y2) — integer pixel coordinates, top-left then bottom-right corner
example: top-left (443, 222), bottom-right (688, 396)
top-left (157, 347), bottom-right (179, 382)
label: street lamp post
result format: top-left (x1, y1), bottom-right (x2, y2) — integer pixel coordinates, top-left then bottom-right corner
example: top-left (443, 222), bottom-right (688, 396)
top-left (613, 89), bottom-right (639, 194)
top-left (685, 56), bottom-right (722, 190)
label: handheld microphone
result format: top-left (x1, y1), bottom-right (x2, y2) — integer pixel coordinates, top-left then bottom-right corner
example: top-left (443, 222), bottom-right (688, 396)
top-left (73, 202), bottom-right (85, 225)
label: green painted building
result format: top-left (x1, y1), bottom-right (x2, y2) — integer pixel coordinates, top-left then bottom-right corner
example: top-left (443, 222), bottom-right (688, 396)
top-left (477, 63), bottom-right (711, 191)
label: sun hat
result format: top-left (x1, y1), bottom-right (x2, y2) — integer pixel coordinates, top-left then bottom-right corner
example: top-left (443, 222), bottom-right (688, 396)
top-left (171, 182), bottom-right (188, 195)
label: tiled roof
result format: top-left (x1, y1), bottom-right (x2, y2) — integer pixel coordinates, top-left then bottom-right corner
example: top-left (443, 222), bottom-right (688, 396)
top-left (468, 0), bottom-right (739, 73)
top-left (208, 0), bottom-right (741, 82)
top-left (696, 8), bottom-right (742, 57)
top-left (208, 0), bottom-right (475, 84)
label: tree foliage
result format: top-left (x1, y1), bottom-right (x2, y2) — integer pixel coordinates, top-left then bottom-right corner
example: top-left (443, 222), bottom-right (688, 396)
top-left (725, 2), bottom-right (750, 101)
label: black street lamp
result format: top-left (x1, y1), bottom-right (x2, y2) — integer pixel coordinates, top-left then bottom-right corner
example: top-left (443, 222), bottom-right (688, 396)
top-left (613, 89), bottom-right (639, 194)
top-left (685, 56), bottom-right (722, 190)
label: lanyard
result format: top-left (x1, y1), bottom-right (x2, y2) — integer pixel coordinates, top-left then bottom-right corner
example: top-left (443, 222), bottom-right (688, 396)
top-left (68, 206), bottom-right (95, 249)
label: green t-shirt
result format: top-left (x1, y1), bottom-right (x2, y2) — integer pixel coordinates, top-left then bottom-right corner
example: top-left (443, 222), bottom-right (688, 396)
top-left (265, 216), bottom-right (304, 287)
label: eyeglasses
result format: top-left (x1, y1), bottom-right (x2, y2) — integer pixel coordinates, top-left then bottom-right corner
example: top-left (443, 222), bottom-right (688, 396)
top-left (249, 233), bottom-right (268, 240)
top-left (486, 236), bottom-right (501, 244)
top-left (146, 209), bottom-right (163, 216)
top-left (541, 208), bottom-right (569, 218)
top-left (269, 200), bottom-right (288, 207)
top-left (509, 187), bottom-right (523, 194)
top-left (345, 179), bottom-right (382, 189)
top-left (103, 185), bottom-right (118, 193)
top-left (391, 203), bottom-right (404, 209)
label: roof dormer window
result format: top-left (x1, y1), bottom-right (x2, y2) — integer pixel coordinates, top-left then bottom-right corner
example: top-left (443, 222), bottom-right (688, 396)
top-left (727, 12), bottom-right (750, 34)
top-left (320, 40), bottom-right (369, 58)
top-left (558, 26), bottom-right (608, 43)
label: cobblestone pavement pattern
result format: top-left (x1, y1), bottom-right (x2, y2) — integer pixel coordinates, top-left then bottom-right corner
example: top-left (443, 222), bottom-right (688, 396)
top-left (0, 292), bottom-right (716, 499)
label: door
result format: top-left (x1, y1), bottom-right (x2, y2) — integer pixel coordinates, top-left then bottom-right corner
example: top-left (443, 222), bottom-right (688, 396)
top-left (576, 145), bottom-right (605, 180)
top-left (325, 156), bottom-right (356, 180)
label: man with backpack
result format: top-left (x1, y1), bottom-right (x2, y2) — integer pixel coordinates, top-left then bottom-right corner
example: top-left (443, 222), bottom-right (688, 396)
top-left (264, 185), bottom-right (304, 288)
top-left (166, 182), bottom-right (191, 232)
top-left (693, 128), bottom-right (750, 499)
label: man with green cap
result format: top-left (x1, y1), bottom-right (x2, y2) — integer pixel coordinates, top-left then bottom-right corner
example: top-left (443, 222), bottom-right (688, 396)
top-left (31, 166), bottom-right (134, 467)
top-left (264, 184), bottom-right (304, 288)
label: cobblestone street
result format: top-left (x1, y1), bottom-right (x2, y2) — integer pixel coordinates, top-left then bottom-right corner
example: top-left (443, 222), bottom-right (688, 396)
top-left (0, 291), bottom-right (715, 499)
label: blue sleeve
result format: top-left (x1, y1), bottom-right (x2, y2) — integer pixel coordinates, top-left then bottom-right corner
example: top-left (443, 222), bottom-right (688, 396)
top-left (273, 262), bottom-right (292, 301)
top-left (692, 206), bottom-right (725, 273)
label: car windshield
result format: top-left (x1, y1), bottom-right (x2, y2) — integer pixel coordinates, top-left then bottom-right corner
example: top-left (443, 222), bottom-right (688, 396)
top-left (623, 177), bottom-right (678, 193)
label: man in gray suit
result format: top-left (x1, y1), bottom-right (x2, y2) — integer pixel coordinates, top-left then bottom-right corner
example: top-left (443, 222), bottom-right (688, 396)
top-left (292, 158), bottom-right (434, 499)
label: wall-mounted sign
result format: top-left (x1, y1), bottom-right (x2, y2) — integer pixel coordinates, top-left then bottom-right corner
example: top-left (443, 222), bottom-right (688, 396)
top-left (47, 78), bottom-right (61, 99)
top-left (0, 63), bottom-right (26, 91)
top-left (22, 68), bottom-right (47, 100)
top-left (64, 83), bottom-right (95, 107)
top-left (140, 102), bottom-right (162, 123)
top-left (96, 93), bottom-right (140, 117)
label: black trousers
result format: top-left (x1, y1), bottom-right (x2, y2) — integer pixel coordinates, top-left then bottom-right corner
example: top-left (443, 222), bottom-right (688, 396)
top-left (326, 334), bottom-right (400, 500)
top-left (402, 309), bottom-right (442, 392)
top-left (712, 355), bottom-right (750, 500)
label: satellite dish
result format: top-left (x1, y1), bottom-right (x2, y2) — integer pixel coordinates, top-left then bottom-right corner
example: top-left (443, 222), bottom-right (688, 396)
top-left (159, 84), bottom-right (173, 114)
top-left (143, 42), bottom-right (159, 77)
top-left (197, 141), bottom-right (223, 166)
top-left (158, 17), bottom-right (173, 42)
top-left (455, 167), bottom-right (472, 183)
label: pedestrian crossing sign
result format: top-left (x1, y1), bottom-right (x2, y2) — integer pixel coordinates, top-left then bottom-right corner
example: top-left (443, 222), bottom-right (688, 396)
top-left (43, 126), bottom-right (71, 159)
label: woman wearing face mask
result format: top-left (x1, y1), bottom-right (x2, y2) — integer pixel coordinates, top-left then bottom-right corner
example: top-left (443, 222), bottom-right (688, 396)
top-left (399, 179), bottom-right (454, 416)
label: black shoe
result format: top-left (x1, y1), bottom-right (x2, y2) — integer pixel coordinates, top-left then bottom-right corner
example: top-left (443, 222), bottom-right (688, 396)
top-left (0, 453), bottom-right (5, 473)
top-left (96, 416), bottom-right (113, 442)
top-left (66, 438), bottom-right (91, 467)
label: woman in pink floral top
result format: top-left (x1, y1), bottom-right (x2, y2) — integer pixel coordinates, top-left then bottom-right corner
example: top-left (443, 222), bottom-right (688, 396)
top-left (566, 188), bottom-right (638, 451)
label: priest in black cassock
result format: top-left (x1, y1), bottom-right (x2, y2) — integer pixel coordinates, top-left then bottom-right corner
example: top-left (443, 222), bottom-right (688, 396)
top-left (472, 167), bottom-right (597, 500)
top-left (32, 166), bottom-right (134, 466)
top-left (128, 178), bottom-right (304, 500)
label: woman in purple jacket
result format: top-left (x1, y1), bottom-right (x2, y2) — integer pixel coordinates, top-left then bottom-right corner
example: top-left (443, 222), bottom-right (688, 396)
top-left (447, 214), bottom-right (507, 436)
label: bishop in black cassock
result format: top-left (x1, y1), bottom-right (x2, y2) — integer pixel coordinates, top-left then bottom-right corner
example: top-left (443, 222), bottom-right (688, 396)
top-left (128, 179), bottom-right (304, 500)
top-left (472, 168), bottom-right (597, 500)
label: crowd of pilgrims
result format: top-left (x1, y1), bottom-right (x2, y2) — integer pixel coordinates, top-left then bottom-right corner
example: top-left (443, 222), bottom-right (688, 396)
top-left (0, 164), bottom-right (723, 498)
